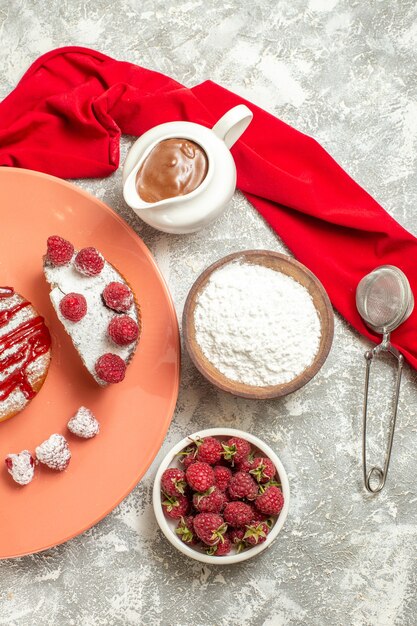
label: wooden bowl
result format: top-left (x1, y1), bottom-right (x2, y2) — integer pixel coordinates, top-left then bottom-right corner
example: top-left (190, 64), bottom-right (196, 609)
top-left (183, 250), bottom-right (334, 399)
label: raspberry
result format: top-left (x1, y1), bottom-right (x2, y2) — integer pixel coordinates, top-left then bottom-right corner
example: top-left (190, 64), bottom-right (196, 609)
top-left (243, 521), bottom-right (270, 546)
top-left (175, 516), bottom-right (197, 544)
top-left (182, 455), bottom-right (197, 470)
top-left (5, 450), bottom-right (35, 485)
top-left (249, 457), bottom-right (276, 483)
top-left (223, 501), bottom-right (253, 528)
top-left (193, 513), bottom-right (227, 546)
top-left (222, 437), bottom-right (251, 465)
top-left (161, 468), bottom-right (187, 497)
top-left (102, 282), bottom-right (133, 313)
top-left (235, 457), bottom-right (253, 473)
top-left (213, 465), bottom-right (232, 492)
top-left (74, 247), bottom-right (104, 276)
top-left (107, 315), bottom-right (139, 346)
top-left (229, 528), bottom-right (246, 553)
top-left (255, 485), bottom-right (284, 516)
top-left (177, 444), bottom-right (197, 468)
top-left (35, 434), bottom-right (71, 470)
top-left (193, 486), bottom-right (227, 513)
top-left (206, 534), bottom-right (232, 556)
top-left (67, 406), bottom-right (99, 439)
top-left (195, 437), bottom-right (223, 465)
top-left (185, 461), bottom-right (215, 492)
top-left (162, 493), bottom-right (190, 520)
top-left (228, 471), bottom-right (258, 501)
top-left (46, 235), bottom-right (74, 266)
top-left (250, 507), bottom-right (269, 525)
top-left (59, 293), bottom-right (87, 322)
top-left (95, 353), bottom-right (126, 384)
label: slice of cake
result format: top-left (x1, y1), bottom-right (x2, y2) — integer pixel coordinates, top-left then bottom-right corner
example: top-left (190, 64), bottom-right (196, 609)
top-left (0, 286), bottom-right (51, 421)
top-left (43, 236), bottom-right (141, 386)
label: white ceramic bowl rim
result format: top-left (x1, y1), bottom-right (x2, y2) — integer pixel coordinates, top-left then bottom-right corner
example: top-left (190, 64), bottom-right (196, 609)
top-left (123, 125), bottom-right (215, 211)
top-left (153, 428), bottom-right (290, 565)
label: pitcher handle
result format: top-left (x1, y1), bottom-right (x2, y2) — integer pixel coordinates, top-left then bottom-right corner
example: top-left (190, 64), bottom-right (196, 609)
top-left (212, 105), bottom-right (253, 149)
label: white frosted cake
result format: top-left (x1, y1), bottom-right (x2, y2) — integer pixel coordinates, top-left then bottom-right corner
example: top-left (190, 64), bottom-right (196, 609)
top-left (43, 236), bottom-right (141, 386)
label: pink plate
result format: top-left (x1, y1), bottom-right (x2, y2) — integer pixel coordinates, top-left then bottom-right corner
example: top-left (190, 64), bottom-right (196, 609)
top-left (0, 168), bottom-right (180, 559)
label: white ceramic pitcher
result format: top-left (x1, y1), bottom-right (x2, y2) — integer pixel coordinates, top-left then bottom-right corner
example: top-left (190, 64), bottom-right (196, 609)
top-left (122, 105), bottom-right (253, 234)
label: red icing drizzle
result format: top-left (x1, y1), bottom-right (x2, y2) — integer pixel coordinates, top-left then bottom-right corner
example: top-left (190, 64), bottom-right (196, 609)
top-left (0, 289), bottom-right (51, 403)
top-left (0, 287), bottom-right (14, 299)
top-left (0, 301), bottom-right (30, 327)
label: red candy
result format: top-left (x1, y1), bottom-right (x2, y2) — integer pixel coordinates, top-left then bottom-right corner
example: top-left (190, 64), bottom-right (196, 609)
top-left (59, 293), bottom-right (87, 322)
top-left (74, 247), bottom-right (104, 276)
top-left (107, 315), bottom-right (139, 346)
top-left (95, 353), bottom-right (126, 383)
top-left (46, 235), bottom-right (74, 266)
top-left (102, 282), bottom-right (133, 313)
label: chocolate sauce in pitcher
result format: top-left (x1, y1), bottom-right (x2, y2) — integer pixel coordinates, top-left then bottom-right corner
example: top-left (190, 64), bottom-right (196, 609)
top-left (136, 138), bottom-right (208, 203)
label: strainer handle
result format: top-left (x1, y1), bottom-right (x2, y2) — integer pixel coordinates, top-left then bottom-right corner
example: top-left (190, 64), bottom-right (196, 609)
top-left (362, 338), bottom-right (404, 494)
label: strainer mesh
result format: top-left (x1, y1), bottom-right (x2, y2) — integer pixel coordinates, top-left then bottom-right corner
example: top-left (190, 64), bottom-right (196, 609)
top-left (357, 268), bottom-right (407, 331)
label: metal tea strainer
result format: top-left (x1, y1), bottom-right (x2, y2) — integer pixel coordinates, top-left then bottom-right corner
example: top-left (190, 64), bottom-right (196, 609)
top-left (356, 265), bottom-right (414, 493)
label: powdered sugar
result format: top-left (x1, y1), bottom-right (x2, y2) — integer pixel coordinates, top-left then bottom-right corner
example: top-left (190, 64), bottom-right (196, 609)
top-left (35, 434), bottom-right (71, 470)
top-left (67, 406), bottom-right (100, 438)
top-left (194, 261), bottom-right (321, 387)
top-left (5, 450), bottom-right (35, 485)
top-left (44, 250), bottom-right (139, 386)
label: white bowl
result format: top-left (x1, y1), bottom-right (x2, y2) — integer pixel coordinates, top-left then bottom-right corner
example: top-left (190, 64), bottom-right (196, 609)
top-left (153, 428), bottom-right (290, 565)
top-left (122, 106), bottom-right (253, 234)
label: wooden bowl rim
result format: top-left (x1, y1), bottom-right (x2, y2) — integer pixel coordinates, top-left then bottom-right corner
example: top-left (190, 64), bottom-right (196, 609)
top-left (183, 250), bottom-right (334, 399)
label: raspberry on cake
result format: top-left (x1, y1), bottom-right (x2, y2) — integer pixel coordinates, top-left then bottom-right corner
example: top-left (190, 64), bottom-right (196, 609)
top-left (46, 236), bottom-right (74, 266)
top-left (95, 353), bottom-right (126, 384)
top-left (74, 247), bottom-right (104, 276)
top-left (43, 237), bottom-right (141, 386)
top-left (0, 286), bottom-right (51, 422)
top-left (102, 282), bottom-right (133, 313)
top-left (59, 293), bottom-right (87, 322)
top-left (107, 315), bottom-right (139, 346)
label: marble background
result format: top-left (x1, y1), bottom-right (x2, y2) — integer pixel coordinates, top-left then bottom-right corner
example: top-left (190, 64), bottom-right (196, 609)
top-left (1, 0), bottom-right (417, 624)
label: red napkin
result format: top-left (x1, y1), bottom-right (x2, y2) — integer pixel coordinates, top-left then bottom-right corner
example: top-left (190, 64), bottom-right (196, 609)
top-left (1, 46), bottom-right (416, 367)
